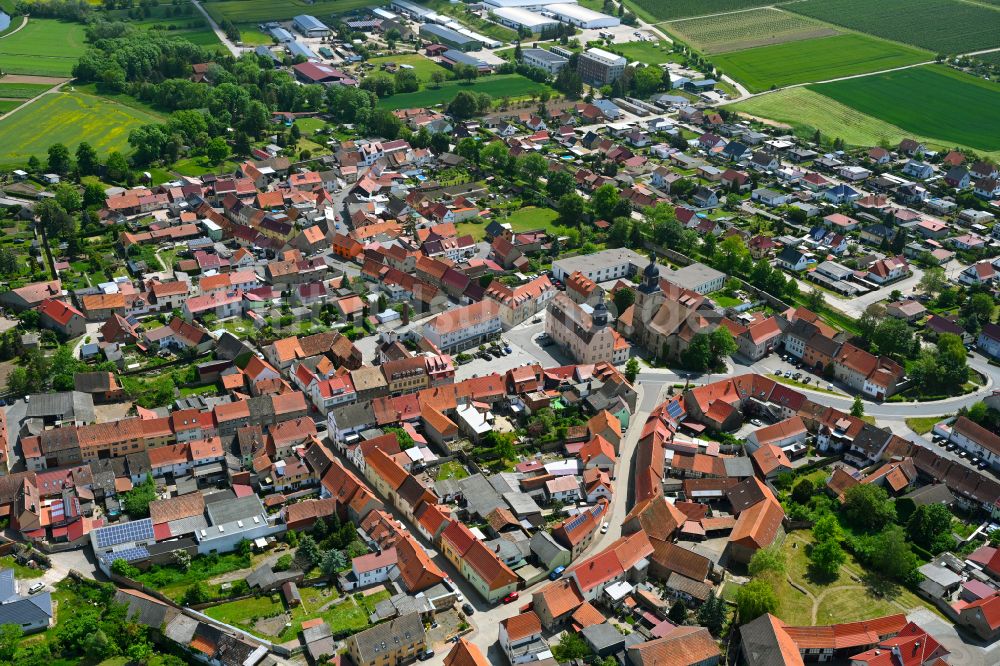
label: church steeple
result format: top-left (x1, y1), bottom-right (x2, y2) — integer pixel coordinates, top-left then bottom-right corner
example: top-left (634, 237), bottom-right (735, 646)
top-left (639, 253), bottom-right (661, 294)
top-left (592, 290), bottom-right (609, 328)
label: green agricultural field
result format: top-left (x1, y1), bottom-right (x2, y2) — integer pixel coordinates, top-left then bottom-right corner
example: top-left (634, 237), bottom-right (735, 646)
top-left (366, 53), bottom-right (449, 82)
top-left (204, 0), bottom-right (376, 25)
top-left (377, 74), bottom-right (550, 110)
top-left (809, 65), bottom-right (1000, 153)
top-left (0, 82), bottom-right (51, 98)
top-left (714, 34), bottom-right (929, 92)
top-left (731, 88), bottom-right (922, 149)
top-left (0, 18), bottom-right (87, 77)
top-left (666, 8), bottom-right (838, 54)
top-left (606, 40), bottom-right (677, 65)
top-left (0, 100), bottom-right (19, 115)
top-left (789, 0), bottom-right (1000, 54)
top-left (627, 0), bottom-right (779, 22)
top-left (0, 92), bottom-right (164, 168)
top-left (102, 4), bottom-right (221, 47)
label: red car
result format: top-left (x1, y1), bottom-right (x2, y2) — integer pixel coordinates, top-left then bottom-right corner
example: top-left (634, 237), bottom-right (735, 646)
top-left (502, 592), bottom-right (519, 604)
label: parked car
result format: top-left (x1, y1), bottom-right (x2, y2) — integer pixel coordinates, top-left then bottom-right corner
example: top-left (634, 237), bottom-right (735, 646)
top-left (502, 592), bottom-right (519, 604)
top-left (774, 370), bottom-right (783, 376)
top-left (549, 566), bottom-right (566, 581)
top-left (750, 418), bottom-right (763, 426)
top-left (827, 384), bottom-right (835, 391)
top-left (600, 522), bottom-right (609, 534)
top-left (419, 650), bottom-right (435, 661)
top-left (462, 603), bottom-right (475, 615)
top-left (28, 583), bottom-right (44, 594)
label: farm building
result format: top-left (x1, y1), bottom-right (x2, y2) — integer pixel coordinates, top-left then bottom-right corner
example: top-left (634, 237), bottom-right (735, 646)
top-left (293, 14), bottom-right (331, 37)
top-left (441, 50), bottom-right (493, 73)
top-left (419, 23), bottom-right (482, 51)
top-left (287, 41), bottom-right (319, 61)
top-left (546, 3), bottom-right (620, 29)
top-left (269, 26), bottom-right (294, 43)
top-left (522, 48), bottom-right (569, 74)
top-left (491, 6), bottom-right (560, 33)
top-left (391, 0), bottom-right (433, 20)
top-left (293, 62), bottom-right (349, 84)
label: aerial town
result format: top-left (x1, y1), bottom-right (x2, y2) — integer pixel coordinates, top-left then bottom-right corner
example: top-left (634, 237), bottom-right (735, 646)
top-left (0, 0), bottom-right (998, 665)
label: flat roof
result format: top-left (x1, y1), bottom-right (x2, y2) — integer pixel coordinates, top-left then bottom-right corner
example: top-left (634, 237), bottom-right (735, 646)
top-left (583, 47), bottom-right (627, 66)
top-left (419, 23), bottom-right (478, 45)
top-left (485, 0), bottom-right (577, 6)
top-left (547, 2), bottom-right (615, 21)
top-left (522, 48), bottom-right (568, 64)
top-left (493, 6), bottom-right (559, 27)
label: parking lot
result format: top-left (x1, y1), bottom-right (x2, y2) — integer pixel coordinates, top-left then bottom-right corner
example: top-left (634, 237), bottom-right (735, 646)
top-left (757, 354), bottom-right (843, 394)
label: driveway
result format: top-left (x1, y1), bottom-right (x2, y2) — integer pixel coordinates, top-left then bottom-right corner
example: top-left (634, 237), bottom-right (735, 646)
top-left (792, 266), bottom-right (925, 319)
top-left (907, 608), bottom-right (994, 666)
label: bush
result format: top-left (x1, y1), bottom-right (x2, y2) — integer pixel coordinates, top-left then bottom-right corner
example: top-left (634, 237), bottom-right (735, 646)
top-left (274, 554), bottom-right (293, 572)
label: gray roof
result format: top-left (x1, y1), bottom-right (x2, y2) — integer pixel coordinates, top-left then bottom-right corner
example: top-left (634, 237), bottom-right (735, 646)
top-left (666, 571), bottom-right (711, 600)
top-left (553, 247), bottom-right (646, 277)
top-left (293, 14), bottom-right (327, 31)
top-left (419, 23), bottom-right (477, 45)
top-left (25, 391), bottom-right (95, 423)
top-left (116, 588), bottom-right (176, 627)
top-left (663, 262), bottom-right (725, 290)
top-left (0, 569), bottom-right (15, 602)
top-left (722, 457), bottom-right (754, 478)
top-left (442, 49), bottom-right (486, 67)
top-left (504, 491), bottom-right (541, 516)
top-left (522, 48), bottom-right (567, 64)
top-left (348, 612), bottom-right (425, 663)
top-left (581, 622), bottom-right (625, 652)
top-left (530, 531), bottom-right (568, 567)
top-left (905, 483), bottom-right (955, 507)
top-left (205, 493), bottom-right (265, 525)
top-left (164, 614), bottom-right (199, 644)
top-left (740, 613), bottom-right (799, 666)
top-left (456, 474), bottom-right (505, 519)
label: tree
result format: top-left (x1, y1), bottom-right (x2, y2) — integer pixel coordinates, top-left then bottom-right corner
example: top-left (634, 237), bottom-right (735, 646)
top-left (812, 514), bottom-right (841, 543)
top-left (0, 248), bottom-right (17, 277)
top-left (321, 549), bottom-right (348, 575)
top-left (936, 333), bottom-right (969, 387)
top-left (851, 394), bottom-right (864, 417)
top-left (918, 266), bottom-right (947, 295)
top-left (182, 583), bottom-right (211, 605)
top-left (668, 600), bottom-right (687, 623)
top-left (173, 549), bottom-right (192, 572)
top-left (205, 137), bottom-right (229, 164)
top-left (546, 170), bottom-right (575, 200)
top-left (591, 183), bottom-right (626, 221)
top-left (0, 623), bottom-right (22, 661)
top-left (297, 533), bottom-right (322, 568)
top-left (697, 591), bottom-right (727, 635)
top-left (75, 142), bottom-right (99, 176)
top-left (625, 357), bottom-right (639, 383)
top-left (906, 503), bottom-right (955, 553)
top-left (558, 193), bottom-right (586, 226)
top-left (843, 484), bottom-right (896, 532)
top-left (809, 538), bottom-right (846, 579)
top-left (47, 142), bottom-right (72, 174)
top-left (551, 633), bottom-right (591, 662)
top-left (83, 181), bottom-right (106, 208)
top-left (429, 70), bottom-right (446, 88)
top-left (274, 553), bottom-right (294, 572)
top-left (110, 558), bottom-right (141, 579)
top-left (963, 292), bottom-right (995, 326)
top-left (748, 544), bottom-right (785, 578)
top-left (105, 151), bottom-right (131, 183)
top-left (122, 474), bottom-right (157, 518)
top-left (803, 287), bottom-right (825, 312)
top-left (735, 579), bottom-right (779, 622)
top-left (613, 287), bottom-right (635, 317)
top-left (54, 183), bottom-right (82, 213)
top-left (715, 235), bottom-right (752, 276)
top-left (791, 477), bottom-right (815, 505)
top-left (633, 64), bottom-right (663, 95)
top-left (872, 525), bottom-right (920, 581)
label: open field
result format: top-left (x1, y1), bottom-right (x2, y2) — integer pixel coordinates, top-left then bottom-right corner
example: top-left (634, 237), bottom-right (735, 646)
top-left (730, 87), bottom-right (999, 159)
top-left (0, 100), bottom-right (18, 115)
top-left (104, 4), bottom-right (221, 47)
top-left (714, 34), bottom-right (929, 92)
top-left (905, 416), bottom-right (943, 435)
top-left (0, 18), bottom-right (87, 77)
top-left (366, 53), bottom-right (449, 82)
top-left (203, 0), bottom-right (376, 25)
top-left (667, 8), bottom-right (838, 54)
top-left (629, 0), bottom-right (779, 22)
top-left (0, 92), bottom-right (164, 168)
top-left (377, 74), bottom-right (550, 110)
top-left (789, 0), bottom-right (1000, 54)
top-left (809, 65), bottom-right (1000, 153)
top-left (0, 81), bottom-right (53, 98)
top-left (456, 205), bottom-right (560, 241)
top-left (606, 40), bottom-right (677, 65)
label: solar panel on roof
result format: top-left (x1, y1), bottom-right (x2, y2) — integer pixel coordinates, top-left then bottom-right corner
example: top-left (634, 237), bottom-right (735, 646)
top-left (666, 401), bottom-right (684, 419)
top-left (95, 518), bottom-right (154, 549)
top-left (101, 546), bottom-right (150, 564)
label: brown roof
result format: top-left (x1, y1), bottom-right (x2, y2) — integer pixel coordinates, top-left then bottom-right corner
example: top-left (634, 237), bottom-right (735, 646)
top-left (501, 611), bottom-right (542, 641)
top-left (627, 627), bottom-right (720, 666)
top-left (534, 578), bottom-right (584, 619)
top-left (149, 492), bottom-right (205, 525)
top-left (365, 447), bottom-right (408, 490)
top-left (443, 639), bottom-right (490, 666)
top-left (648, 539), bottom-right (710, 581)
top-left (394, 532), bottom-right (446, 592)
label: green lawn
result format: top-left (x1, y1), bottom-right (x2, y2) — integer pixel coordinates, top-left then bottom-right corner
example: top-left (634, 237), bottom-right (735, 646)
top-left (808, 65), bottom-right (1000, 154)
top-left (203, 587), bottom-right (389, 642)
top-left (713, 294), bottom-right (743, 308)
top-left (377, 74), bottom-right (551, 110)
top-left (456, 205), bottom-right (561, 241)
top-left (0, 92), bottom-right (164, 168)
top-left (606, 40), bottom-right (677, 65)
top-left (366, 53), bottom-right (450, 83)
top-left (133, 552), bottom-right (251, 602)
top-left (905, 416), bottom-right (943, 435)
top-left (204, 0), bottom-right (377, 24)
top-left (436, 460), bottom-right (469, 481)
top-left (0, 555), bottom-right (45, 578)
top-left (777, 532), bottom-right (934, 626)
top-left (0, 100), bottom-right (19, 115)
top-left (714, 34), bottom-right (929, 92)
top-left (666, 8), bottom-right (838, 54)
top-left (172, 155), bottom-right (239, 176)
top-left (0, 18), bottom-right (87, 77)
top-left (101, 4), bottom-right (221, 47)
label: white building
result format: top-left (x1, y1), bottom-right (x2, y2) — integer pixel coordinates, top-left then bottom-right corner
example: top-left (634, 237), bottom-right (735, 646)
top-left (522, 48), bottom-right (569, 74)
top-left (546, 3), bottom-right (620, 28)
top-left (578, 47), bottom-right (626, 85)
top-left (422, 300), bottom-right (502, 353)
top-left (491, 6), bottom-right (559, 32)
top-left (292, 14), bottom-right (330, 37)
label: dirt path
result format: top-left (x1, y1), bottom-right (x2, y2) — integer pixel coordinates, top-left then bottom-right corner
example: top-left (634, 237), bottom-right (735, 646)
top-left (0, 74), bottom-right (70, 85)
top-left (0, 15), bottom-right (27, 40)
top-left (0, 80), bottom-right (68, 119)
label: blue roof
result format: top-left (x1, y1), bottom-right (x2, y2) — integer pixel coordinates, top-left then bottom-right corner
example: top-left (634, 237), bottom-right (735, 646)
top-left (94, 518), bottom-right (154, 549)
top-left (442, 49), bottom-right (486, 67)
top-left (270, 27), bottom-right (294, 42)
top-left (293, 14), bottom-right (328, 31)
top-left (287, 41), bottom-right (318, 60)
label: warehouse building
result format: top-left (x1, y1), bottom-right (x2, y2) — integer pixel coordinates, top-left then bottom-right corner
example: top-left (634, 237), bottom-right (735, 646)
top-left (522, 48), bottom-right (569, 74)
top-left (287, 41), bottom-right (319, 61)
top-left (292, 14), bottom-right (330, 37)
top-left (577, 47), bottom-right (626, 85)
top-left (391, 0), bottom-right (433, 20)
top-left (269, 26), bottom-right (294, 43)
top-left (491, 6), bottom-right (560, 33)
top-left (485, 0), bottom-right (578, 9)
top-left (546, 3), bottom-right (620, 29)
top-left (441, 49), bottom-right (493, 73)
top-left (419, 23), bottom-right (482, 51)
